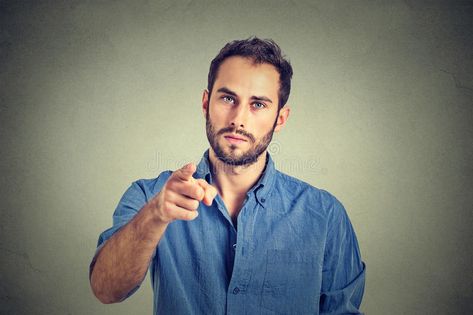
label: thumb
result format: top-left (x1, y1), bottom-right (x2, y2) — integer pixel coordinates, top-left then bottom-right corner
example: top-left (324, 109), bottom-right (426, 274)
top-left (196, 179), bottom-right (218, 206)
top-left (174, 163), bottom-right (196, 181)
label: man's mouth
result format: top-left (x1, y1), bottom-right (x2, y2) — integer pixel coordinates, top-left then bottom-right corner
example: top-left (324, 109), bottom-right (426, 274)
top-left (224, 134), bottom-right (248, 144)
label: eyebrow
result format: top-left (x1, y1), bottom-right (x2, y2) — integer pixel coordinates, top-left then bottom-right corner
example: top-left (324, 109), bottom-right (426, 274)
top-left (216, 87), bottom-right (273, 104)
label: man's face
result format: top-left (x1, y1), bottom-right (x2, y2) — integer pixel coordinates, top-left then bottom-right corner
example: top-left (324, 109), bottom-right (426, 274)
top-left (203, 56), bottom-right (289, 166)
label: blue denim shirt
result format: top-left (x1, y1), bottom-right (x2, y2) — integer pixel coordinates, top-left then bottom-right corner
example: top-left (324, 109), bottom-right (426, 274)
top-left (93, 150), bottom-right (366, 314)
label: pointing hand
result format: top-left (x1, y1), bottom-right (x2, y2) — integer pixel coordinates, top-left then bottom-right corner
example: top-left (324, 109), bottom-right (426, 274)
top-left (150, 163), bottom-right (217, 223)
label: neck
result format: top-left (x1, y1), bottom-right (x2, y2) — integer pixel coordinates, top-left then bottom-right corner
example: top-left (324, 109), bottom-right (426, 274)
top-left (208, 149), bottom-right (268, 199)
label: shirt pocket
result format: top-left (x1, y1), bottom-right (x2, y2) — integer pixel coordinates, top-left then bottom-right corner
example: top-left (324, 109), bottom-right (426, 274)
top-left (261, 249), bottom-right (318, 314)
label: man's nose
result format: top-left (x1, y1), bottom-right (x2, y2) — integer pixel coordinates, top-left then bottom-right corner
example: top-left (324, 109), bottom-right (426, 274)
top-left (230, 103), bottom-right (249, 128)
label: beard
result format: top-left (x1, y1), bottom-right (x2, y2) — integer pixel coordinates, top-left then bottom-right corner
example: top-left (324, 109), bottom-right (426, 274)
top-left (205, 111), bottom-right (277, 167)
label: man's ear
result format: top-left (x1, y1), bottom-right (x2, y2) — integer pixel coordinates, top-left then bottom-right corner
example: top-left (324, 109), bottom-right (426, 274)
top-left (274, 106), bottom-right (290, 132)
top-left (202, 89), bottom-right (209, 118)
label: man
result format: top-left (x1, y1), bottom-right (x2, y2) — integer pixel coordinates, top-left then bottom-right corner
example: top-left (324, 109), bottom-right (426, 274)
top-left (90, 37), bottom-right (366, 314)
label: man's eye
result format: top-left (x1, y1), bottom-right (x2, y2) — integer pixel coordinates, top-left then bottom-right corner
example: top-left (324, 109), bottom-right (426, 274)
top-left (253, 102), bottom-right (266, 109)
top-left (222, 96), bottom-right (235, 104)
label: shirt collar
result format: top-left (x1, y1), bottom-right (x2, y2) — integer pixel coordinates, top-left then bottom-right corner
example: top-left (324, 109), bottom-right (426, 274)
top-left (195, 149), bottom-right (276, 208)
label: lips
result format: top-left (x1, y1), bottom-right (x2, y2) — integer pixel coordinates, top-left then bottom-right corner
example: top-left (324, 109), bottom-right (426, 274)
top-left (224, 134), bottom-right (248, 144)
top-left (224, 134), bottom-right (247, 141)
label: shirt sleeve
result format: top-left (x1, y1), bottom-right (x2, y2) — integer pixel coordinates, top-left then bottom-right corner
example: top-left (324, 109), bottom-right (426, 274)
top-left (319, 195), bottom-right (366, 314)
top-left (89, 180), bottom-right (151, 299)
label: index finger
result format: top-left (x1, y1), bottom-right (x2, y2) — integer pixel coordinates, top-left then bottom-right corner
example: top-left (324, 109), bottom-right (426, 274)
top-left (173, 163), bottom-right (197, 182)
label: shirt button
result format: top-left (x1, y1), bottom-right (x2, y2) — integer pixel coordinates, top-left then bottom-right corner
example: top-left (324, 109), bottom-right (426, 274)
top-left (232, 244), bottom-right (237, 250)
top-left (261, 198), bottom-right (266, 203)
top-left (233, 287), bottom-right (240, 294)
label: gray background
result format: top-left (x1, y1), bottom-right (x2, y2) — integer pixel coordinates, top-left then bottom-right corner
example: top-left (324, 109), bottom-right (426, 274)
top-left (1, 0), bottom-right (472, 314)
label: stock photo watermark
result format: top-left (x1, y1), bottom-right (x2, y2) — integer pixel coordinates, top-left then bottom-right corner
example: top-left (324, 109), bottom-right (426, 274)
top-left (146, 140), bottom-right (327, 176)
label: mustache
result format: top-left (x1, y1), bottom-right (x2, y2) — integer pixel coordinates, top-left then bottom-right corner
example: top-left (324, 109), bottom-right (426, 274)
top-left (217, 126), bottom-right (255, 143)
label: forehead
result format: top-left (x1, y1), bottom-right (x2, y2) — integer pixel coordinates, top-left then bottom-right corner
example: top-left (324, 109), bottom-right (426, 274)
top-left (213, 56), bottom-right (280, 98)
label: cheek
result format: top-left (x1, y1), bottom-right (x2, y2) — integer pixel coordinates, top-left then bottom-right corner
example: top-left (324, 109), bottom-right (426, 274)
top-left (254, 112), bottom-right (277, 130)
top-left (209, 109), bottom-right (231, 127)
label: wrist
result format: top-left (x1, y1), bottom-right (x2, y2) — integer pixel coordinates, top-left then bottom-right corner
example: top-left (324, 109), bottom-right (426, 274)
top-left (132, 204), bottom-right (169, 244)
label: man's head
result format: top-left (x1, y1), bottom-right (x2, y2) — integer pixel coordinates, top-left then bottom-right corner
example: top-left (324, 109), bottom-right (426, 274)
top-left (207, 37), bottom-right (293, 110)
top-left (202, 38), bottom-right (292, 167)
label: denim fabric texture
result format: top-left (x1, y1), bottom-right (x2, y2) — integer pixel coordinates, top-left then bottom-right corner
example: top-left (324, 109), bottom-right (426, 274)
top-left (94, 150), bottom-right (366, 314)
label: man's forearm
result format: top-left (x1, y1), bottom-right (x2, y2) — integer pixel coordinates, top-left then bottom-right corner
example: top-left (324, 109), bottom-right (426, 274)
top-left (90, 205), bottom-right (168, 304)
top-left (90, 163), bottom-right (214, 304)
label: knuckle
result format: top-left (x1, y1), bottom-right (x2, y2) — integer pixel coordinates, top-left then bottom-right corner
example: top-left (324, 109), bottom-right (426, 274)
top-left (185, 211), bottom-right (197, 221)
top-left (175, 209), bottom-right (189, 221)
top-left (168, 207), bottom-right (179, 219)
top-left (194, 186), bottom-right (204, 198)
top-left (183, 183), bottom-right (199, 199)
top-left (191, 199), bottom-right (199, 210)
top-left (163, 200), bottom-right (173, 213)
top-left (162, 192), bottom-right (172, 205)
top-left (166, 179), bottom-right (177, 190)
